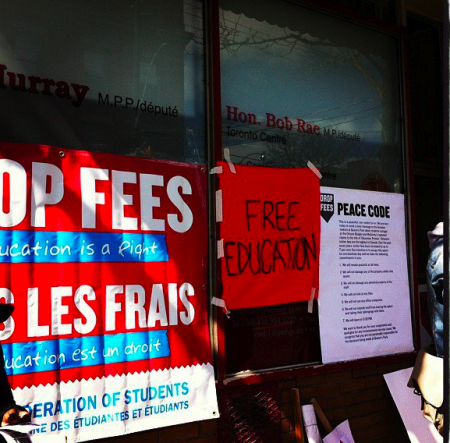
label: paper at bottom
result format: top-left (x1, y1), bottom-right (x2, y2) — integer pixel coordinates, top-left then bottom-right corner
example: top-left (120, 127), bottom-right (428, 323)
top-left (384, 368), bottom-right (442, 442)
top-left (323, 420), bottom-right (355, 443)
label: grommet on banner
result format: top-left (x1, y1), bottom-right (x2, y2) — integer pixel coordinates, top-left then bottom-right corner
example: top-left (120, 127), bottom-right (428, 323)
top-left (224, 148), bottom-right (236, 174)
top-left (308, 287), bottom-right (316, 314)
top-left (211, 297), bottom-right (231, 318)
top-left (210, 166), bottom-right (223, 175)
top-left (307, 161), bottom-right (322, 179)
top-left (217, 239), bottom-right (224, 258)
top-left (216, 190), bottom-right (223, 222)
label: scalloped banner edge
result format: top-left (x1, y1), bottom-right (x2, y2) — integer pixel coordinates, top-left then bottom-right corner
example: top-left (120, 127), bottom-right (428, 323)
top-left (13, 362), bottom-right (215, 393)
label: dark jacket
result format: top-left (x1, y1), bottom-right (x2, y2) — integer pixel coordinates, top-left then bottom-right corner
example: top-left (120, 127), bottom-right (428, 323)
top-left (426, 223), bottom-right (444, 357)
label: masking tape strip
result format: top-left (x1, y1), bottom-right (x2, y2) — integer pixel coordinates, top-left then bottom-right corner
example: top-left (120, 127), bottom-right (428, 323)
top-left (217, 239), bottom-right (224, 258)
top-left (210, 166), bottom-right (223, 175)
top-left (211, 297), bottom-right (231, 318)
top-left (308, 287), bottom-right (316, 314)
top-left (224, 148), bottom-right (237, 174)
top-left (216, 190), bottom-right (223, 222)
top-left (307, 161), bottom-right (322, 179)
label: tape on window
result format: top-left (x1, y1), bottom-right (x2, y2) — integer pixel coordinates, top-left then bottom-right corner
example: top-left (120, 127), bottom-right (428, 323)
top-left (216, 190), bottom-right (223, 222)
top-left (224, 148), bottom-right (236, 174)
top-left (211, 297), bottom-right (231, 318)
top-left (210, 166), bottom-right (223, 175)
top-left (308, 287), bottom-right (316, 314)
top-left (217, 239), bottom-right (224, 258)
top-left (307, 161), bottom-right (322, 179)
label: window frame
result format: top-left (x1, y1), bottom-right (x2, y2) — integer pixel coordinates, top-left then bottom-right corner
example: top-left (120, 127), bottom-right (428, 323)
top-left (205, 0), bottom-right (420, 387)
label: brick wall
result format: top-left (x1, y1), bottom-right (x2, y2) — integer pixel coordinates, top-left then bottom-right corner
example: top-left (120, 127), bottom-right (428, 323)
top-left (95, 358), bottom-right (414, 443)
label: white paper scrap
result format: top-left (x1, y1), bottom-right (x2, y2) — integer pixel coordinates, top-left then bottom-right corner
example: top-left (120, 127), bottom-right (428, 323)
top-left (301, 404), bottom-right (322, 443)
top-left (384, 368), bottom-right (442, 442)
top-left (323, 420), bottom-right (355, 443)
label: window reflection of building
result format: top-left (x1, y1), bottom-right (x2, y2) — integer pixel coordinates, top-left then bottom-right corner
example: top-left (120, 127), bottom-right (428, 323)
top-left (0, 0), bottom-right (206, 164)
top-left (220, 0), bottom-right (402, 193)
top-left (361, 172), bottom-right (390, 192)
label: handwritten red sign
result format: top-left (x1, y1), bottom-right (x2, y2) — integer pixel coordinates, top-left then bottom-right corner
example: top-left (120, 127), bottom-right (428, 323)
top-left (218, 162), bottom-right (320, 310)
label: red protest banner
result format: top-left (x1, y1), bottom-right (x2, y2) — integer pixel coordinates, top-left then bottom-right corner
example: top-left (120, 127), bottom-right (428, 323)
top-left (0, 142), bottom-right (218, 441)
top-left (218, 162), bottom-right (320, 310)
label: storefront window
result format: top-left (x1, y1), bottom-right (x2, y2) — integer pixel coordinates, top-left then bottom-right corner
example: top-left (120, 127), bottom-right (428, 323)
top-left (0, 0), bottom-right (205, 163)
top-left (225, 302), bottom-right (321, 373)
top-left (220, 0), bottom-right (403, 192)
top-left (220, 0), bottom-right (405, 374)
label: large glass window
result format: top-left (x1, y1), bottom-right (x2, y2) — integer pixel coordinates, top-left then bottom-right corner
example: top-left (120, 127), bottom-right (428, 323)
top-left (220, 0), bottom-right (405, 374)
top-left (220, 0), bottom-right (403, 192)
top-left (0, 0), bottom-right (205, 163)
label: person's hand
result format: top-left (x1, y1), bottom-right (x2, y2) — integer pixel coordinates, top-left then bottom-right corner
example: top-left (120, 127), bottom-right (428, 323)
top-left (1, 407), bottom-right (31, 427)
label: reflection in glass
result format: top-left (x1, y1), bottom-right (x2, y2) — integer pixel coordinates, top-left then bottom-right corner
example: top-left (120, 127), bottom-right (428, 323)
top-left (225, 302), bottom-right (321, 374)
top-left (0, 0), bottom-right (206, 163)
top-left (220, 0), bottom-right (403, 192)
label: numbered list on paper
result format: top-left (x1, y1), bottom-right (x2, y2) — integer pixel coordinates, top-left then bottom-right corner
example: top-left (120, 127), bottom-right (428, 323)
top-left (318, 187), bottom-right (414, 363)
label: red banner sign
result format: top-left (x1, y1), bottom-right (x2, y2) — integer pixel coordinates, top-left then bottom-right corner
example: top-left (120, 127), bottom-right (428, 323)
top-left (218, 162), bottom-right (320, 310)
top-left (0, 142), bottom-right (217, 441)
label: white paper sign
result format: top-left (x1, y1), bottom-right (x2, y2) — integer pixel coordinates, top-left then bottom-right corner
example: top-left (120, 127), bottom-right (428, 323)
top-left (384, 368), bottom-right (442, 442)
top-left (318, 187), bottom-right (414, 363)
top-left (301, 405), bottom-right (322, 443)
top-left (323, 420), bottom-right (355, 443)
